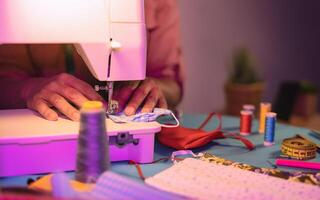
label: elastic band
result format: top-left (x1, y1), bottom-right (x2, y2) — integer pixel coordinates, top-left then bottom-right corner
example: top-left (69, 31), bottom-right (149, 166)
top-left (197, 112), bottom-right (255, 150)
top-left (128, 155), bottom-right (186, 180)
top-left (225, 133), bottom-right (255, 150)
top-left (160, 111), bottom-right (180, 128)
top-left (128, 160), bottom-right (146, 180)
top-left (197, 112), bottom-right (222, 131)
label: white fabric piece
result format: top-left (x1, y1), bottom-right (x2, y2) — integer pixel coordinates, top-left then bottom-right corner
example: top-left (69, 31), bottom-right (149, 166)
top-left (145, 158), bottom-right (320, 200)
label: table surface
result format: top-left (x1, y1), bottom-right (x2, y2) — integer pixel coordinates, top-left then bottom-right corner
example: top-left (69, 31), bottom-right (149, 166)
top-left (1, 114), bottom-right (320, 187)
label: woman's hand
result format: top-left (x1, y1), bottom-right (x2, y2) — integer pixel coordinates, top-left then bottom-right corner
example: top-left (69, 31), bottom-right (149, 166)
top-left (24, 73), bottom-right (103, 121)
top-left (114, 78), bottom-right (168, 115)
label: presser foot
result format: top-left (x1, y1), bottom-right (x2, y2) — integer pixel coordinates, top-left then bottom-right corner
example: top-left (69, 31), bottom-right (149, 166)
top-left (94, 83), bottom-right (118, 115)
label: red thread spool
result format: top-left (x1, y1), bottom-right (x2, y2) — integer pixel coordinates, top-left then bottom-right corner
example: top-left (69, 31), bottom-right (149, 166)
top-left (240, 110), bottom-right (252, 136)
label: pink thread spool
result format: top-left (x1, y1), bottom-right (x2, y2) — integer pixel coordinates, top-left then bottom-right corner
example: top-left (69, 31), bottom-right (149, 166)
top-left (243, 104), bottom-right (255, 117)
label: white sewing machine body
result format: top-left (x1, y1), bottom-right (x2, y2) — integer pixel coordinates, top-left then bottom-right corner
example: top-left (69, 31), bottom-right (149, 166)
top-left (0, 109), bottom-right (160, 177)
top-left (0, 0), bottom-right (146, 81)
top-left (0, 0), bottom-right (161, 177)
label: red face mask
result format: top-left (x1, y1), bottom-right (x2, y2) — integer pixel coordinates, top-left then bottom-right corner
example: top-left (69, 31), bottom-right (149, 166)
top-left (157, 113), bottom-right (255, 150)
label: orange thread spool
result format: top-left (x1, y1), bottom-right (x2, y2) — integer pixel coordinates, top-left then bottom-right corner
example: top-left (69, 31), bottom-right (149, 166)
top-left (240, 110), bottom-right (252, 136)
top-left (259, 102), bottom-right (271, 134)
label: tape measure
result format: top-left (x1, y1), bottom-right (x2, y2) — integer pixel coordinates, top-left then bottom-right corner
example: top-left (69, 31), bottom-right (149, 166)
top-left (281, 136), bottom-right (317, 160)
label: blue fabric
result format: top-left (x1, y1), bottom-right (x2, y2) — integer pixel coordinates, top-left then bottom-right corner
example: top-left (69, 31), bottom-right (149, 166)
top-left (1, 114), bottom-right (319, 186)
top-left (108, 108), bottom-right (173, 123)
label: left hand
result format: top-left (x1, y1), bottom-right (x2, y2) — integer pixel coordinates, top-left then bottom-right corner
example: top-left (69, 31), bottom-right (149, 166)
top-left (113, 78), bottom-right (168, 115)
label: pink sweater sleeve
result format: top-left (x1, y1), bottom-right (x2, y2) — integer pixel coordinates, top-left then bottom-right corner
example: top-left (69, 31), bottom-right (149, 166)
top-left (0, 44), bottom-right (67, 109)
top-left (145, 0), bottom-right (185, 97)
top-left (0, 45), bottom-right (35, 108)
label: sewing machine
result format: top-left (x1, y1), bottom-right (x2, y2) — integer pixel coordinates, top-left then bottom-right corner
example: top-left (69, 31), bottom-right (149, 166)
top-left (0, 0), bottom-right (161, 177)
top-left (0, 0), bottom-right (146, 112)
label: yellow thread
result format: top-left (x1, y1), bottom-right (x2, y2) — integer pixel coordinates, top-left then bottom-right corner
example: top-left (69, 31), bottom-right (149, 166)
top-left (259, 102), bottom-right (271, 134)
top-left (81, 101), bottom-right (103, 110)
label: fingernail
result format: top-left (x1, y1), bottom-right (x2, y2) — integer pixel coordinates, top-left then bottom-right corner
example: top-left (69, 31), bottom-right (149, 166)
top-left (48, 113), bottom-right (58, 121)
top-left (125, 107), bottom-right (135, 115)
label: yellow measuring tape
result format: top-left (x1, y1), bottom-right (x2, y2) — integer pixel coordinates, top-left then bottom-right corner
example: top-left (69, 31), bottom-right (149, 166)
top-left (281, 136), bottom-right (317, 160)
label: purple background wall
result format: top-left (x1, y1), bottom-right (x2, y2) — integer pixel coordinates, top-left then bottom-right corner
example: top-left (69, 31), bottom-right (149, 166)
top-left (178, 0), bottom-right (320, 113)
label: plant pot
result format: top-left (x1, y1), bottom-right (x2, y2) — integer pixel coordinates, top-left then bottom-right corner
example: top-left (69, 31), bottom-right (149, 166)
top-left (224, 82), bottom-right (265, 116)
top-left (292, 93), bottom-right (317, 118)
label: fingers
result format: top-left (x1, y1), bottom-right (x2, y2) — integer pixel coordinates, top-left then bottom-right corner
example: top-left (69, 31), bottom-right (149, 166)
top-left (158, 95), bottom-right (168, 109)
top-left (114, 87), bottom-right (135, 111)
top-left (141, 88), bottom-right (159, 113)
top-left (28, 98), bottom-right (58, 121)
top-left (57, 73), bottom-right (104, 102)
top-left (25, 73), bottom-right (103, 121)
top-left (114, 81), bottom-right (140, 111)
top-left (45, 92), bottom-right (80, 121)
top-left (27, 73), bottom-right (169, 121)
top-left (58, 85), bottom-right (89, 108)
top-left (27, 87), bottom-right (80, 121)
top-left (125, 81), bottom-right (153, 115)
top-left (141, 88), bottom-right (168, 113)
top-left (121, 79), bottom-right (168, 116)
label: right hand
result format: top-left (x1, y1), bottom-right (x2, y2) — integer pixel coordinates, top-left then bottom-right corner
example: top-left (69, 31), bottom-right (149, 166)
top-left (25, 73), bottom-right (104, 121)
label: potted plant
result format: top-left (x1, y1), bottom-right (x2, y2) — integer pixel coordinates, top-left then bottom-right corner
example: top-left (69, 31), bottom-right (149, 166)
top-left (292, 81), bottom-right (318, 118)
top-left (224, 47), bottom-right (264, 116)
